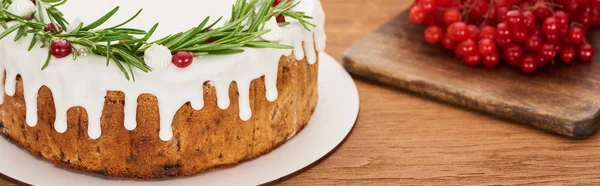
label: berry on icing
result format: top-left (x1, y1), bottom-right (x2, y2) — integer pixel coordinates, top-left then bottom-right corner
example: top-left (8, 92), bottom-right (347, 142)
top-left (144, 44), bottom-right (172, 71)
top-left (7, 0), bottom-right (36, 17)
top-left (261, 17), bottom-right (282, 42)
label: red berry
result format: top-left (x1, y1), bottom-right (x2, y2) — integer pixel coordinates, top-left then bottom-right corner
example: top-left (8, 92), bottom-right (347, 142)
top-left (44, 23), bottom-right (62, 34)
top-left (522, 11), bottom-right (535, 28)
top-left (533, 6), bottom-right (552, 20)
top-left (478, 38), bottom-right (497, 56)
top-left (542, 17), bottom-right (560, 35)
top-left (529, 25), bottom-right (542, 36)
top-left (455, 39), bottom-right (477, 58)
top-left (560, 45), bottom-right (576, 63)
top-left (503, 43), bottom-right (524, 67)
top-left (512, 25), bottom-right (528, 43)
top-left (562, 0), bottom-right (579, 13)
top-left (419, 0), bottom-right (436, 14)
top-left (435, 0), bottom-right (453, 7)
top-left (496, 37), bottom-right (513, 48)
top-left (172, 51), bottom-right (194, 68)
top-left (441, 36), bottom-right (457, 50)
top-left (276, 15), bottom-right (286, 23)
top-left (424, 26), bottom-right (444, 44)
top-left (554, 10), bottom-right (570, 27)
top-left (540, 43), bottom-right (557, 61)
top-left (496, 22), bottom-right (511, 40)
top-left (466, 24), bottom-right (478, 40)
top-left (520, 55), bottom-right (538, 73)
top-left (447, 22), bottom-right (468, 41)
top-left (464, 53), bottom-right (482, 66)
top-left (506, 10), bottom-right (523, 26)
top-left (409, 5), bottom-right (426, 24)
top-left (478, 26), bottom-right (497, 40)
top-left (544, 32), bottom-right (559, 43)
top-left (443, 9), bottom-right (461, 26)
top-left (496, 6), bottom-right (511, 23)
top-left (469, 1), bottom-right (489, 20)
top-left (568, 27), bottom-right (586, 44)
top-left (50, 39), bottom-right (72, 58)
top-left (272, 0), bottom-right (286, 7)
top-left (525, 35), bottom-right (542, 52)
top-left (578, 43), bottom-right (594, 62)
top-left (483, 52), bottom-right (500, 68)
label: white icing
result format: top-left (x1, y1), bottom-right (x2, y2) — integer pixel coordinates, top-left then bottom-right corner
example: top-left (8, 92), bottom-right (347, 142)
top-left (7, 0), bottom-right (36, 18)
top-left (260, 17), bottom-right (282, 42)
top-left (144, 44), bottom-right (172, 71)
top-left (66, 18), bottom-right (83, 32)
top-left (0, 0), bottom-right (326, 141)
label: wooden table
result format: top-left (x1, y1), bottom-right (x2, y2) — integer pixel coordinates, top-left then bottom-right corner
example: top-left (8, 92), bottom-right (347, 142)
top-left (4, 0), bottom-right (600, 185)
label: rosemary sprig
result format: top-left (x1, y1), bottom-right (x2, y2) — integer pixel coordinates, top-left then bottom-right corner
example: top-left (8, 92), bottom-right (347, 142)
top-left (0, 0), bottom-right (315, 80)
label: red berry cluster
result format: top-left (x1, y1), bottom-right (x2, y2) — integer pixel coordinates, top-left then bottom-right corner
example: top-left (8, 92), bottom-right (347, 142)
top-left (410, 0), bottom-right (598, 73)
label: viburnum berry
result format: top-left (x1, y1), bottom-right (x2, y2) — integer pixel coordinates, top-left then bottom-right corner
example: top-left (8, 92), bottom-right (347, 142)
top-left (419, 0), bottom-right (436, 14)
top-left (409, 5), bottom-right (426, 24)
top-left (512, 25), bottom-right (528, 43)
top-left (554, 10), bottom-right (570, 28)
top-left (568, 27), bottom-right (586, 44)
top-left (506, 10), bottom-right (523, 26)
top-left (466, 24), bottom-right (478, 40)
top-left (496, 22), bottom-right (511, 40)
top-left (435, 0), bottom-right (453, 7)
top-left (441, 36), bottom-right (457, 50)
top-left (533, 5), bottom-right (552, 20)
top-left (424, 26), bottom-right (444, 44)
top-left (542, 17), bottom-right (560, 35)
top-left (560, 45), bottom-right (576, 63)
top-left (578, 43), bottom-right (595, 62)
top-left (522, 11), bottom-right (536, 28)
top-left (478, 38), bottom-right (497, 56)
top-left (503, 43), bottom-right (524, 67)
top-left (540, 43), bottom-right (557, 61)
top-left (495, 6), bottom-right (511, 23)
top-left (447, 22), bottom-right (468, 41)
top-left (483, 52), bottom-right (500, 68)
top-left (520, 55), bottom-right (538, 73)
top-left (478, 26), bottom-right (497, 40)
top-left (455, 39), bottom-right (477, 58)
top-left (464, 53), bottom-right (482, 66)
top-left (525, 35), bottom-right (542, 52)
top-left (443, 9), bottom-right (461, 26)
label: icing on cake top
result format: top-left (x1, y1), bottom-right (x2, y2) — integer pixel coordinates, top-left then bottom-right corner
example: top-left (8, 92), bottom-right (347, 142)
top-left (0, 0), bottom-right (326, 141)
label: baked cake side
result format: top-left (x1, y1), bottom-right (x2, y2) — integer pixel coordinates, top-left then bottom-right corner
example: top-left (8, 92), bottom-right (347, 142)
top-left (0, 53), bottom-right (318, 178)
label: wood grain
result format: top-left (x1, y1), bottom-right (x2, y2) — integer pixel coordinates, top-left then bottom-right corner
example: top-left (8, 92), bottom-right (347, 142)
top-left (344, 11), bottom-right (600, 137)
top-left (4, 0), bottom-right (600, 185)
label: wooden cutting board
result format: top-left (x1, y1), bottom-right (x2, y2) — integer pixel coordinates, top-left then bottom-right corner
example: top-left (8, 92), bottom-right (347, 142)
top-left (343, 11), bottom-right (600, 138)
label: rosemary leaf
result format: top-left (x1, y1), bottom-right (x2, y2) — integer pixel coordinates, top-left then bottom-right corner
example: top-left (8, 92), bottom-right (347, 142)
top-left (0, 24), bottom-right (18, 40)
top-left (82, 6), bottom-right (120, 31)
top-left (109, 9), bottom-right (142, 29)
top-left (27, 34), bottom-right (37, 51)
top-left (41, 49), bottom-right (51, 70)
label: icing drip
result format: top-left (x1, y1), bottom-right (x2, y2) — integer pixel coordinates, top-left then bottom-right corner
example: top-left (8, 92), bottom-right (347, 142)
top-left (0, 0), bottom-right (326, 141)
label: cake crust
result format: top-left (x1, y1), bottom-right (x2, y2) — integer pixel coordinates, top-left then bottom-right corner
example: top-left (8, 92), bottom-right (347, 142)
top-left (0, 54), bottom-right (318, 178)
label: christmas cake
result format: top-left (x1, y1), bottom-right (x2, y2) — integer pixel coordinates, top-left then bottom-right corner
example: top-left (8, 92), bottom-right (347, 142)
top-left (0, 0), bottom-right (325, 178)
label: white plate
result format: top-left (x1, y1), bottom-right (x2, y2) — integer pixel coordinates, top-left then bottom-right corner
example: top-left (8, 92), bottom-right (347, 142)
top-left (0, 52), bottom-right (359, 186)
